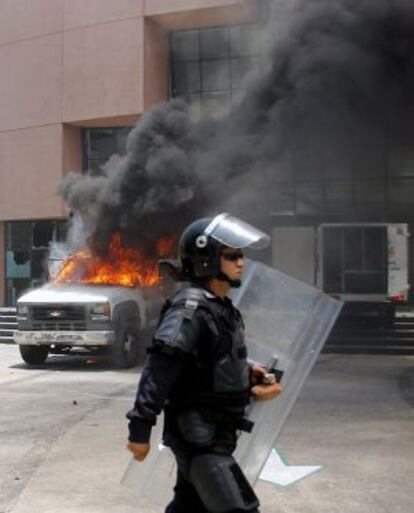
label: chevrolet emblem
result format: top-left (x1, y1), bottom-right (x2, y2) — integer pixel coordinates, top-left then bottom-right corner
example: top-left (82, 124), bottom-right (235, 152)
top-left (48, 310), bottom-right (62, 318)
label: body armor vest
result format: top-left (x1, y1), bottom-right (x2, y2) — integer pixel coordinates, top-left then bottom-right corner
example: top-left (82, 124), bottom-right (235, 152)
top-left (154, 287), bottom-right (251, 412)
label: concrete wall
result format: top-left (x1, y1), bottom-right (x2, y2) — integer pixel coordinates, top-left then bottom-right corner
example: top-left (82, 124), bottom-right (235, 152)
top-left (144, 19), bottom-right (169, 109)
top-left (146, 0), bottom-right (246, 16)
top-left (0, 125), bottom-right (63, 220)
top-left (0, 0), bottom-right (63, 46)
top-left (63, 0), bottom-right (143, 29)
top-left (146, 0), bottom-right (256, 29)
top-left (63, 125), bottom-right (82, 176)
top-left (62, 18), bottom-right (145, 124)
top-left (0, 34), bottom-right (62, 132)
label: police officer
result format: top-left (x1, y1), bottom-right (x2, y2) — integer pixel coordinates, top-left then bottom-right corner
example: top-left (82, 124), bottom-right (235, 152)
top-left (126, 213), bottom-right (282, 513)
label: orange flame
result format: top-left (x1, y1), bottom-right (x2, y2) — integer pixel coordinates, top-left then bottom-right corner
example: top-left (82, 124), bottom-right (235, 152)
top-left (54, 234), bottom-right (176, 288)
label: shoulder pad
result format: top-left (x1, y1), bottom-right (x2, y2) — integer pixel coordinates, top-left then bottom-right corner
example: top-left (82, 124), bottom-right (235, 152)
top-left (170, 287), bottom-right (214, 314)
top-left (152, 288), bottom-right (211, 355)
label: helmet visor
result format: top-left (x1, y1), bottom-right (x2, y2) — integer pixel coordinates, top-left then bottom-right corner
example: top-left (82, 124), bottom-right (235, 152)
top-left (204, 213), bottom-right (270, 250)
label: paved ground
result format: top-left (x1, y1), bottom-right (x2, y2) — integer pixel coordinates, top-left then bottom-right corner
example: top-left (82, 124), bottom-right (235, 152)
top-left (0, 344), bottom-right (412, 513)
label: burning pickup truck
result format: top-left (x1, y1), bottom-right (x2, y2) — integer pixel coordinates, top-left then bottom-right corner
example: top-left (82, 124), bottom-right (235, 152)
top-left (13, 235), bottom-right (172, 368)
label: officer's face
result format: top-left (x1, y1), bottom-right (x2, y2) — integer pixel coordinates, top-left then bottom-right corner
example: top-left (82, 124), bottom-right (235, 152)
top-left (220, 248), bottom-right (244, 281)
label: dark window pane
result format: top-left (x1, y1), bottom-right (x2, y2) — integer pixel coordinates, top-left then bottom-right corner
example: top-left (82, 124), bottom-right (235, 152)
top-left (115, 127), bottom-right (132, 154)
top-left (202, 60), bottom-right (230, 92)
top-left (32, 221), bottom-right (54, 248)
top-left (200, 27), bottom-right (229, 59)
top-left (6, 251), bottom-right (31, 278)
top-left (57, 220), bottom-right (68, 242)
top-left (6, 222), bottom-right (31, 251)
top-left (83, 127), bottom-right (132, 175)
top-left (5, 220), bottom-right (68, 305)
top-left (89, 130), bottom-right (117, 160)
top-left (171, 30), bottom-right (199, 61)
top-left (6, 278), bottom-right (31, 305)
top-left (88, 159), bottom-right (102, 174)
top-left (173, 61), bottom-right (201, 94)
top-left (230, 25), bottom-right (258, 56)
top-left (31, 249), bottom-right (48, 280)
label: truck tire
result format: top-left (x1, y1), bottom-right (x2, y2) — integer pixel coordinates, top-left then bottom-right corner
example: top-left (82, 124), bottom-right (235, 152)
top-left (19, 345), bottom-right (49, 365)
top-left (112, 325), bottom-right (140, 369)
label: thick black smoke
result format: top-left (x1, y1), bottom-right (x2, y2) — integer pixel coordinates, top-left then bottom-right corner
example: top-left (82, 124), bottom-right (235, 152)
top-left (59, 0), bottom-right (414, 257)
top-left (60, 101), bottom-right (215, 255)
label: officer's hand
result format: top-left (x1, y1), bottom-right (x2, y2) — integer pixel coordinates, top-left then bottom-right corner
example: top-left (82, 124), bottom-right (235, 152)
top-left (250, 381), bottom-right (283, 401)
top-left (127, 442), bottom-right (150, 461)
top-left (250, 364), bottom-right (268, 386)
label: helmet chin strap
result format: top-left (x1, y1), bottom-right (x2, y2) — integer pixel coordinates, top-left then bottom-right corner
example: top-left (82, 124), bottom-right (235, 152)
top-left (217, 271), bottom-right (242, 288)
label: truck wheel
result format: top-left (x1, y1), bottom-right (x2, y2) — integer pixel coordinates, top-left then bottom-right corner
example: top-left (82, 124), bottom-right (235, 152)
top-left (19, 345), bottom-right (49, 365)
top-left (112, 326), bottom-right (139, 369)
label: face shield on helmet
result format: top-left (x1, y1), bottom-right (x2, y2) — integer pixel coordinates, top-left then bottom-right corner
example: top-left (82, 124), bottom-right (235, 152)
top-left (204, 213), bottom-right (270, 250)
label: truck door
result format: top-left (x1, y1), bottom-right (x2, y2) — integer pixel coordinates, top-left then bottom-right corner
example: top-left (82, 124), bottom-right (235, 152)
top-left (272, 227), bottom-right (316, 286)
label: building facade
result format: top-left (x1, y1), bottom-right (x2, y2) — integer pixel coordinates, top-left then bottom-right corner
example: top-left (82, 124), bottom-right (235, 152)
top-left (0, 0), bottom-right (257, 305)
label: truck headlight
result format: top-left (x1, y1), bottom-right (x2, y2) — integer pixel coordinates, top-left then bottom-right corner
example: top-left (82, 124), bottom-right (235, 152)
top-left (17, 305), bottom-right (29, 319)
top-left (89, 303), bottom-right (110, 320)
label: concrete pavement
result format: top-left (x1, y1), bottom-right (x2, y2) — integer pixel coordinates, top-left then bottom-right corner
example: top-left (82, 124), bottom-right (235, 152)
top-left (0, 345), bottom-right (413, 513)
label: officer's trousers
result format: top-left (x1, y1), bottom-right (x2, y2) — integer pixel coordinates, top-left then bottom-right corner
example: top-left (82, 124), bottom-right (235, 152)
top-left (164, 451), bottom-right (260, 513)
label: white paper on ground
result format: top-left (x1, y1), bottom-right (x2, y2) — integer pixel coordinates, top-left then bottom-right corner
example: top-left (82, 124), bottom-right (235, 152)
top-left (259, 448), bottom-right (322, 487)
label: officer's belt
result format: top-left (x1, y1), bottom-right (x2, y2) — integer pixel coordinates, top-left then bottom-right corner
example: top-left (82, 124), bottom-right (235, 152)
top-left (202, 408), bottom-right (255, 433)
top-left (168, 404), bottom-right (255, 434)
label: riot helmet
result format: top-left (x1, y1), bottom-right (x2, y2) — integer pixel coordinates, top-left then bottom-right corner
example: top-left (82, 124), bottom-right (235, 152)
top-left (179, 213), bottom-right (270, 285)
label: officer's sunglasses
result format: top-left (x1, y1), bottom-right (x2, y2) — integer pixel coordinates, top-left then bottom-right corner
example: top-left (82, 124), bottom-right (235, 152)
top-left (221, 249), bottom-right (244, 261)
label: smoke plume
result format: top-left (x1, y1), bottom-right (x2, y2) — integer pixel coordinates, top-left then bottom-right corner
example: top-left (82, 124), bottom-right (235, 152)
top-left (59, 0), bottom-right (414, 258)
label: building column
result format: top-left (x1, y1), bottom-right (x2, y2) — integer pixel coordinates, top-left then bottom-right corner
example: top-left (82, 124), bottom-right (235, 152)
top-left (0, 222), bottom-right (5, 306)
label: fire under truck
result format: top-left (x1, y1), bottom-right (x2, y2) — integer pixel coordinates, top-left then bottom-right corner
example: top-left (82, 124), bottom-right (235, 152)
top-left (272, 223), bottom-right (410, 326)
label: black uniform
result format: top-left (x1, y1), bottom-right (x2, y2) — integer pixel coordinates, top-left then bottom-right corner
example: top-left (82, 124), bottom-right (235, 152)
top-left (127, 285), bottom-right (260, 513)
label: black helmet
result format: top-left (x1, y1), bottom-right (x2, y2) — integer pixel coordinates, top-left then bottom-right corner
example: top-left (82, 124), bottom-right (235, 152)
top-left (179, 213), bottom-right (270, 281)
top-left (179, 217), bottom-right (219, 280)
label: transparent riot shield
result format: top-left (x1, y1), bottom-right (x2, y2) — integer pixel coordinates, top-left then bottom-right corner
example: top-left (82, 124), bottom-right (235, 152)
top-left (122, 260), bottom-right (342, 506)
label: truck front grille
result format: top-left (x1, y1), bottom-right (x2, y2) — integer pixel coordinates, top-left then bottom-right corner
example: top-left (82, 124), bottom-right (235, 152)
top-left (31, 305), bottom-right (86, 322)
top-left (32, 321), bottom-right (87, 331)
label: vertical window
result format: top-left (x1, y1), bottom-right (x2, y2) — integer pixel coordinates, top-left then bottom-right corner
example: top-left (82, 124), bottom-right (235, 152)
top-left (5, 220), bottom-right (66, 305)
top-left (170, 24), bottom-right (261, 119)
top-left (82, 127), bottom-right (132, 175)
